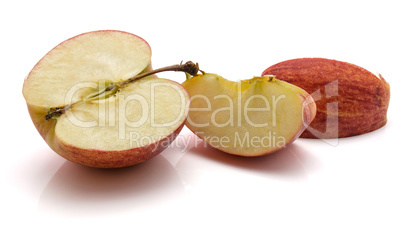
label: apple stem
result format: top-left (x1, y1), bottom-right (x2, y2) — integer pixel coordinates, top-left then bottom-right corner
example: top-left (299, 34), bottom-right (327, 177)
top-left (117, 61), bottom-right (200, 87)
top-left (45, 61), bottom-right (200, 121)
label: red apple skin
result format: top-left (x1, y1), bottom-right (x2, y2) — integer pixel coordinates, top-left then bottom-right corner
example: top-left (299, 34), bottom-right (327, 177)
top-left (55, 124), bottom-right (185, 168)
top-left (262, 58), bottom-right (390, 138)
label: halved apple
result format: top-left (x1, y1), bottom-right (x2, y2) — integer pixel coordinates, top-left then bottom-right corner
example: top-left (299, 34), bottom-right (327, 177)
top-left (22, 30), bottom-right (190, 168)
top-left (182, 73), bottom-right (316, 156)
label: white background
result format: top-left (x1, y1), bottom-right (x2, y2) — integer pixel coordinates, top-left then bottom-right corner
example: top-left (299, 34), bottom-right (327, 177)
top-left (2, 0), bottom-right (402, 225)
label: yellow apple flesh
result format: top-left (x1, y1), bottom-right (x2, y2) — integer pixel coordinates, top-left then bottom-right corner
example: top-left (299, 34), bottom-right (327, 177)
top-left (23, 30), bottom-right (189, 168)
top-left (182, 73), bottom-right (316, 156)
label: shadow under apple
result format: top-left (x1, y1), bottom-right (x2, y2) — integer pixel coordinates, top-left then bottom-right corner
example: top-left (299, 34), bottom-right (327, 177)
top-left (38, 154), bottom-right (185, 217)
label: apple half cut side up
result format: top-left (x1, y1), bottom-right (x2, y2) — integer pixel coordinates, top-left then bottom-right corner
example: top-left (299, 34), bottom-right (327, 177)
top-left (22, 30), bottom-right (194, 168)
top-left (262, 58), bottom-right (391, 138)
top-left (182, 74), bottom-right (316, 157)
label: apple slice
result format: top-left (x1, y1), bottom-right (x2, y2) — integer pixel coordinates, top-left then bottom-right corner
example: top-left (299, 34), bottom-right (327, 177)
top-left (22, 30), bottom-right (194, 168)
top-left (262, 58), bottom-right (391, 138)
top-left (182, 73), bottom-right (316, 156)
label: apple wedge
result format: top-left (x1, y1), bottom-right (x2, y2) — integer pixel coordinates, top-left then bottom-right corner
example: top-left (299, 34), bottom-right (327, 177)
top-left (262, 58), bottom-right (391, 138)
top-left (22, 30), bottom-right (193, 168)
top-left (182, 73), bottom-right (316, 156)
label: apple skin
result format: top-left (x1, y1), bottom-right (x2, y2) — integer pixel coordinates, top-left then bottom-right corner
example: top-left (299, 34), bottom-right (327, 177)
top-left (262, 58), bottom-right (390, 138)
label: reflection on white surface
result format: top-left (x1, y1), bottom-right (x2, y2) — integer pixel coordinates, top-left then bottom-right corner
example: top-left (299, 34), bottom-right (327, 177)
top-left (15, 132), bottom-right (324, 220)
top-left (38, 155), bottom-right (185, 217)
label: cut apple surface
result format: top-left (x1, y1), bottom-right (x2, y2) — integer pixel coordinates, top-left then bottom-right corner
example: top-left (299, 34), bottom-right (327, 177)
top-left (262, 58), bottom-right (390, 138)
top-left (182, 73), bottom-right (316, 156)
top-left (23, 30), bottom-right (190, 168)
